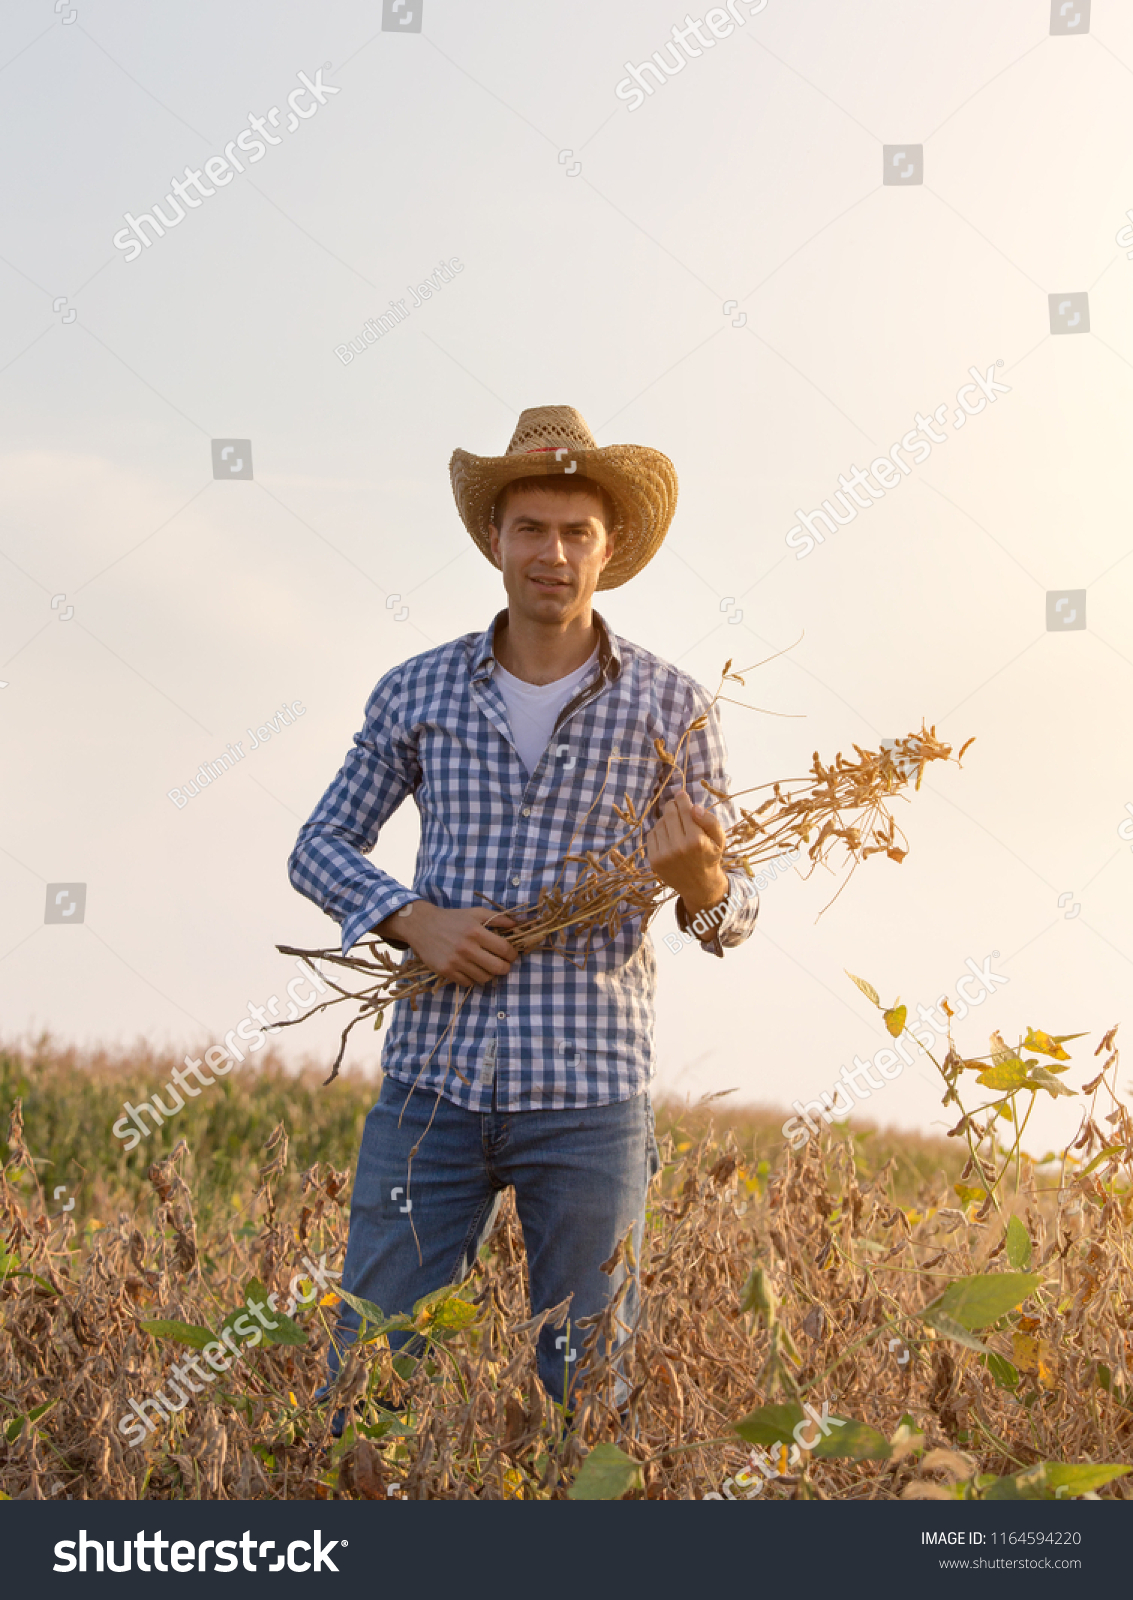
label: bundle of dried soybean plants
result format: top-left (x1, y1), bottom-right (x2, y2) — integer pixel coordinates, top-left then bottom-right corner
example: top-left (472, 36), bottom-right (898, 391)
top-left (276, 659), bottom-right (972, 1082)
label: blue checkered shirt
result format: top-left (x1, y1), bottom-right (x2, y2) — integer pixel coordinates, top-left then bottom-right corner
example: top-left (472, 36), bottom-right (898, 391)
top-left (287, 608), bottom-right (758, 1110)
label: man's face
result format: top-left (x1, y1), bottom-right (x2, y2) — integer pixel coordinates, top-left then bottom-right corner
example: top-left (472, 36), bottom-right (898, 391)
top-left (488, 486), bottom-right (614, 623)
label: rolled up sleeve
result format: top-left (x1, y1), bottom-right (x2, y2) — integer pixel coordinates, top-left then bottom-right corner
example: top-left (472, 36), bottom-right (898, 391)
top-left (675, 692), bottom-right (760, 957)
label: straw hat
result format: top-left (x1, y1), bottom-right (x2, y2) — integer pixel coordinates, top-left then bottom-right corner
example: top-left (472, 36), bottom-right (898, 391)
top-left (449, 405), bottom-right (678, 590)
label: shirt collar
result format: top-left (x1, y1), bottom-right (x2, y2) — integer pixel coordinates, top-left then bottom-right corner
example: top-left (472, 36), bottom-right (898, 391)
top-left (469, 607), bottom-right (622, 686)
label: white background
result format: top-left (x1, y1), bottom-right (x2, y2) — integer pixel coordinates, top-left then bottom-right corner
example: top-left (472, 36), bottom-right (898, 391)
top-left (2, 0), bottom-right (1131, 1151)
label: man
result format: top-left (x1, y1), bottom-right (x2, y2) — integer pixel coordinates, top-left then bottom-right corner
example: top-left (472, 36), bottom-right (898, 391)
top-left (288, 404), bottom-right (758, 1411)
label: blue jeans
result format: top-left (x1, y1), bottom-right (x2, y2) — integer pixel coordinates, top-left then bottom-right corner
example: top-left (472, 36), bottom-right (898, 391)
top-left (324, 1075), bottom-right (660, 1409)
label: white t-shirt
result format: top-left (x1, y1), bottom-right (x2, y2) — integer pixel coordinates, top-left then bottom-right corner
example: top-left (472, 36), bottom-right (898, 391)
top-left (493, 644), bottom-right (599, 776)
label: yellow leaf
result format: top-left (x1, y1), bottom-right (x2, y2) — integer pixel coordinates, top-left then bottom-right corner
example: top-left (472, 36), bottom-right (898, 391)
top-left (320, 1291), bottom-right (340, 1307)
top-left (1012, 1332), bottom-right (1057, 1389)
top-left (977, 1059), bottom-right (1029, 1092)
top-left (1022, 1027), bottom-right (1085, 1061)
top-left (884, 1003), bottom-right (908, 1037)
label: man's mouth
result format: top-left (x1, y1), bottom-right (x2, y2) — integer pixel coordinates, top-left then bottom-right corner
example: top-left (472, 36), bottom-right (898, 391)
top-left (528, 575), bottom-right (570, 589)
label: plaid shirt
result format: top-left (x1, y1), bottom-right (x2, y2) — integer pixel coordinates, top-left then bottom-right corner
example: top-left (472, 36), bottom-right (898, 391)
top-left (287, 608), bottom-right (758, 1111)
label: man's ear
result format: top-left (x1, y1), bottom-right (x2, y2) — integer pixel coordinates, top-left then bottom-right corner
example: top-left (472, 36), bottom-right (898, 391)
top-left (487, 523), bottom-right (503, 569)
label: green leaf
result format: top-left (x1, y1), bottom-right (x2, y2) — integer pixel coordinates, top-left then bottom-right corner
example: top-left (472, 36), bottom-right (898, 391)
top-left (567, 1442), bottom-right (644, 1501)
top-left (845, 971), bottom-right (880, 1007)
top-left (226, 1277), bottom-right (308, 1346)
top-left (734, 1402), bottom-right (804, 1447)
top-left (812, 1419), bottom-right (891, 1461)
top-left (739, 1262), bottom-right (775, 1318)
top-left (336, 1287), bottom-right (387, 1327)
top-left (3, 1401), bottom-right (56, 1444)
top-left (262, 1310), bottom-right (308, 1347)
top-left (429, 1297), bottom-right (479, 1332)
top-left (953, 1184), bottom-right (986, 1206)
top-left (921, 1306), bottom-right (994, 1354)
top-left (1081, 1145), bottom-right (1126, 1177)
top-left (360, 1414), bottom-right (415, 1442)
top-left (983, 1351), bottom-right (1020, 1390)
top-left (335, 1287), bottom-right (413, 1343)
top-left (412, 1282), bottom-right (470, 1319)
top-left (1004, 1215), bottom-right (1032, 1271)
top-left (937, 1271), bottom-right (1041, 1330)
top-left (139, 1318), bottom-right (216, 1351)
top-left (982, 1462), bottom-right (1131, 1500)
top-left (218, 1306), bottom-right (259, 1346)
top-left (884, 1004), bottom-right (907, 1038)
top-left (977, 1059), bottom-right (1029, 1091)
top-left (1044, 1463), bottom-right (1131, 1498)
top-left (1026, 1066), bottom-right (1077, 1099)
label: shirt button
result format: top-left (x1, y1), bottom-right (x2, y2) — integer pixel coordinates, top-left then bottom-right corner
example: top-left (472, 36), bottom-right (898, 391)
top-left (497, 1010), bottom-right (507, 1020)
top-left (511, 875), bottom-right (521, 886)
top-left (521, 807), bottom-right (532, 817)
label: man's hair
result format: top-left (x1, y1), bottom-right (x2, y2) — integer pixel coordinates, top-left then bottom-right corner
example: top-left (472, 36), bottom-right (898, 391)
top-left (491, 475), bottom-right (618, 537)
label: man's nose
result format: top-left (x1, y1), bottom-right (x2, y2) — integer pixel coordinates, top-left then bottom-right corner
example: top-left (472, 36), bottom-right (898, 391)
top-left (536, 532), bottom-right (569, 564)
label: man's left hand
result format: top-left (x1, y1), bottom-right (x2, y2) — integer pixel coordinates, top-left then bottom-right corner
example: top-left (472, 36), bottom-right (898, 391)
top-left (645, 790), bottom-right (730, 918)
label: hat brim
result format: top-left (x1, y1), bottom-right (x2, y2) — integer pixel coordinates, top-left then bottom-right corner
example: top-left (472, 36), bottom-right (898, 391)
top-left (449, 442), bottom-right (677, 590)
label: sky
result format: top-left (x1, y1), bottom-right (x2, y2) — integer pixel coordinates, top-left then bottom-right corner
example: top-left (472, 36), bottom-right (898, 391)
top-left (2, 0), bottom-right (1132, 1155)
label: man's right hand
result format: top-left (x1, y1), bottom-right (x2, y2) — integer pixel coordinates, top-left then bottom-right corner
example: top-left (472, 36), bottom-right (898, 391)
top-left (373, 901), bottom-right (519, 986)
